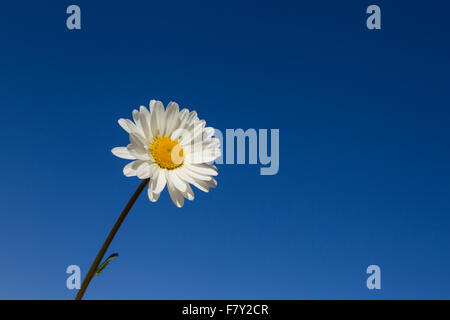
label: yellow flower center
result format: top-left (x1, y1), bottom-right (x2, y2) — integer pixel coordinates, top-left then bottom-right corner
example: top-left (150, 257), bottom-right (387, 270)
top-left (150, 137), bottom-right (184, 170)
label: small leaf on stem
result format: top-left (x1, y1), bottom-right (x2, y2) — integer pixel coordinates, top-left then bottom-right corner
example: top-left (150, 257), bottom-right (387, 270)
top-left (94, 253), bottom-right (119, 276)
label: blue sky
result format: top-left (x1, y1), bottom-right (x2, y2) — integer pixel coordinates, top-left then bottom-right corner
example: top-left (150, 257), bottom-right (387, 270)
top-left (1, 1), bottom-right (450, 299)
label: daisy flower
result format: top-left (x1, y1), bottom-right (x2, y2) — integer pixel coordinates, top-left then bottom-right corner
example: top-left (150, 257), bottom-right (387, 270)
top-left (111, 100), bottom-right (221, 207)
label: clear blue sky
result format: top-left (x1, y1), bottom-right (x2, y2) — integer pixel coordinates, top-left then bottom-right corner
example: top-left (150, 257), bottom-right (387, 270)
top-left (1, 1), bottom-right (449, 299)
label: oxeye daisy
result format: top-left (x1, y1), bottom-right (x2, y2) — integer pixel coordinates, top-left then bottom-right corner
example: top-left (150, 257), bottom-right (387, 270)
top-left (75, 100), bottom-right (221, 300)
top-left (111, 100), bottom-right (221, 207)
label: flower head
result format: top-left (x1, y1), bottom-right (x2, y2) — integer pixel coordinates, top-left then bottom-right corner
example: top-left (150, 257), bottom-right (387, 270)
top-left (112, 100), bottom-right (221, 207)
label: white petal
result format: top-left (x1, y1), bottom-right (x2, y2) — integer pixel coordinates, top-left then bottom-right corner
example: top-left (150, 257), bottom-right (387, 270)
top-left (112, 147), bottom-right (136, 160)
top-left (170, 127), bottom-right (191, 143)
top-left (152, 169), bottom-right (167, 194)
top-left (183, 184), bottom-right (194, 201)
top-left (136, 161), bottom-right (152, 179)
top-left (181, 120), bottom-right (206, 146)
top-left (167, 179), bottom-right (184, 207)
top-left (179, 108), bottom-right (189, 122)
top-left (132, 109), bottom-right (143, 132)
top-left (203, 127), bottom-right (216, 139)
top-left (174, 168), bottom-right (197, 185)
top-left (192, 181), bottom-right (208, 192)
top-left (168, 170), bottom-right (187, 193)
top-left (164, 102), bottom-right (180, 136)
top-left (186, 147), bottom-right (221, 164)
top-left (148, 163), bottom-right (159, 179)
top-left (139, 106), bottom-right (152, 140)
top-left (187, 163), bottom-right (218, 176)
top-left (184, 165), bottom-right (213, 181)
top-left (183, 138), bottom-right (221, 156)
top-left (150, 100), bottom-right (164, 137)
top-left (147, 186), bottom-right (160, 202)
top-left (123, 160), bottom-right (145, 177)
top-left (118, 118), bottom-right (140, 136)
top-left (129, 134), bottom-right (148, 155)
top-left (127, 145), bottom-right (151, 161)
top-left (192, 177), bottom-right (217, 193)
top-left (186, 111), bottom-right (199, 124)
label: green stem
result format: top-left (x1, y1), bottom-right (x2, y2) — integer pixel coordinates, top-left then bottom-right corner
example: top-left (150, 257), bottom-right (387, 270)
top-left (75, 178), bottom-right (150, 300)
